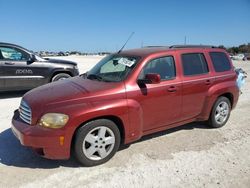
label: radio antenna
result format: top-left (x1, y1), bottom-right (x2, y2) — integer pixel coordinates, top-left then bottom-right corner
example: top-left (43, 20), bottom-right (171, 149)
top-left (118, 32), bottom-right (135, 53)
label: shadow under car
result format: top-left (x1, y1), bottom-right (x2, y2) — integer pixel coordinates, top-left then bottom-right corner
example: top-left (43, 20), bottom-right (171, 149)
top-left (0, 122), bottom-right (209, 169)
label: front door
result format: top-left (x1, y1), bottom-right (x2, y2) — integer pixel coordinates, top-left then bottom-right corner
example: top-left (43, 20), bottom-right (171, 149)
top-left (0, 46), bottom-right (46, 90)
top-left (128, 55), bottom-right (182, 131)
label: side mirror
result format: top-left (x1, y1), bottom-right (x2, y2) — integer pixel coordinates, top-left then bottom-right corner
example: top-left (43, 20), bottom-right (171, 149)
top-left (138, 73), bottom-right (161, 84)
top-left (27, 54), bottom-right (36, 63)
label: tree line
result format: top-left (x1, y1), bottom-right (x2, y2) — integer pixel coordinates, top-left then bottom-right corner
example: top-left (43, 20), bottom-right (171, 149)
top-left (218, 43), bottom-right (250, 54)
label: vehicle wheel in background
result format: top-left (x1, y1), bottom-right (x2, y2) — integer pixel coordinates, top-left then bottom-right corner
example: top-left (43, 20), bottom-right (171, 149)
top-left (74, 119), bottom-right (121, 167)
top-left (51, 73), bottom-right (71, 82)
top-left (208, 97), bottom-right (231, 128)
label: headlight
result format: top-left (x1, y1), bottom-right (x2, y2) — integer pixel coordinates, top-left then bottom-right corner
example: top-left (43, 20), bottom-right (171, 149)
top-left (39, 113), bottom-right (69, 129)
top-left (74, 65), bottom-right (78, 69)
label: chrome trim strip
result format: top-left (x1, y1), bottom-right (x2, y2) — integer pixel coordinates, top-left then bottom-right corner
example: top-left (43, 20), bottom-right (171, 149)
top-left (19, 108), bottom-right (31, 117)
top-left (21, 100), bottom-right (29, 107)
top-left (20, 114), bottom-right (31, 124)
top-left (19, 105), bottom-right (31, 113)
top-left (0, 76), bottom-right (44, 79)
top-left (19, 100), bottom-right (32, 125)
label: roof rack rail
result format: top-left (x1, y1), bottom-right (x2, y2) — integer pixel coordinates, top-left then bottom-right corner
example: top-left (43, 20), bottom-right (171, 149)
top-left (169, 45), bottom-right (217, 49)
top-left (143, 46), bottom-right (169, 48)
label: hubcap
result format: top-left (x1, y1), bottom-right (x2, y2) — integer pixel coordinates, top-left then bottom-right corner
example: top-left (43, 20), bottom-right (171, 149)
top-left (215, 101), bottom-right (229, 125)
top-left (58, 77), bottom-right (67, 81)
top-left (83, 126), bottom-right (115, 161)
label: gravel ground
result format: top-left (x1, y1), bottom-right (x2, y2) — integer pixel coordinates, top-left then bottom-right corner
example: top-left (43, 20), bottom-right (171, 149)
top-left (0, 56), bottom-right (249, 188)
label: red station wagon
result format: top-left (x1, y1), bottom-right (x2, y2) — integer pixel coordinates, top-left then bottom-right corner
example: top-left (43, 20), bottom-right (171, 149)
top-left (12, 45), bottom-right (239, 166)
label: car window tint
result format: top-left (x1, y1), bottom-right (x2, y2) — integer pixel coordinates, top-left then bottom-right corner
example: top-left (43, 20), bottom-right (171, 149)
top-left (209, 52), bottom-right (231, 72)
top-left (181, 53), bottom-right (208, 76)
top-left (139, 56), bottom-right (176, 80)
top-left (0, 47), bottom-right (29, 61)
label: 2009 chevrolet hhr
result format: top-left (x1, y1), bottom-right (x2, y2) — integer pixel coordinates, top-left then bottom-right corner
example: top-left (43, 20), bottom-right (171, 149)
top-left (12, 45), bottom-right (239, 166)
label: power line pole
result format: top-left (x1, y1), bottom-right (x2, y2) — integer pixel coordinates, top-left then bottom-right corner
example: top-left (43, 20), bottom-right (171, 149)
top-left (184, 36), bottom-right (187, 45)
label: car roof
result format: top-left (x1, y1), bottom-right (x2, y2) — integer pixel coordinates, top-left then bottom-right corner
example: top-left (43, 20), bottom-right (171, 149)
top-left (0, 42), bottom-right (31, 53)
top-left (0, 42), bottom-right (23, 48)
top-left (120, 47), bottom-right (171, 57)
top-left (119, 45), bottom-right (224, 57)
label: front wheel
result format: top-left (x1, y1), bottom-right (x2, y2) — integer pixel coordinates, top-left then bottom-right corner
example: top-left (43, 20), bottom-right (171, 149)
top-left (51, 73), bottom-right (71, 82)
top-left (74, 119), bottom-right (121, 166)
top-left (208, 97), bottom-right (231, 128)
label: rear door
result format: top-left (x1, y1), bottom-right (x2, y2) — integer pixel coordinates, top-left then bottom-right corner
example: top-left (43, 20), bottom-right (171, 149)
top-left (180, 51), bottom-right (215, 120)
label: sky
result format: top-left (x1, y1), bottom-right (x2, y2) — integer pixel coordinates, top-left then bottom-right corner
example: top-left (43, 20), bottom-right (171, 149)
top-left (0, 0), bottom-right (249, 52)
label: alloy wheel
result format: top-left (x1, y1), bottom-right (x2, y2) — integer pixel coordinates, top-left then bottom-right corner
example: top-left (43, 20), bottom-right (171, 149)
top-left (82, 126), bottom-right (115, 161)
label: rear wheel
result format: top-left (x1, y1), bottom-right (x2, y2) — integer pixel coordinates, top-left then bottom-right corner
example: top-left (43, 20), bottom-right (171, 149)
top-left (74, 119), bottom-right (121, 166)
top-left (51, 73), bottom-right (71, 82)
top-left (208, 97), bottom-right (231, 128)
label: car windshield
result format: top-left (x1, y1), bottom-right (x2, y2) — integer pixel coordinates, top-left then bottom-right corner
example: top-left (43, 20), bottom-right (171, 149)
top-left (86, 54), bottom-right (139, 82)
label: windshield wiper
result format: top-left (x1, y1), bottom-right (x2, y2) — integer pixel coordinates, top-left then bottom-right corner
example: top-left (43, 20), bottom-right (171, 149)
top-left (86, 74), bottom-right (104, 81)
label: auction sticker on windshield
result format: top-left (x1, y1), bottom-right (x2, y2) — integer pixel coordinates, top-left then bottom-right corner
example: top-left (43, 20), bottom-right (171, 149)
top-left (118, 58), bottom-right (136, 67)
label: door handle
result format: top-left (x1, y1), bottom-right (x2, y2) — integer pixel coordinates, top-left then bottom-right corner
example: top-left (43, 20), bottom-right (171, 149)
top-left (205, 79), bottom-right (211, 85)
top-left (167, 86), bottom-right (177, 92)
top-left (4, 62), bottom-right (15, 65)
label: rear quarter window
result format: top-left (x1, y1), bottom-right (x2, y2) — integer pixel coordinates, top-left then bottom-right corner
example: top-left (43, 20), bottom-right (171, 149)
top-left (181, 53), bottom-right (208, 76)
top-left (209, 52), bottom-right (231, 72)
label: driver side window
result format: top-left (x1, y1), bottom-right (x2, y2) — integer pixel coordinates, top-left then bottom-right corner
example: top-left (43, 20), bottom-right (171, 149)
top-left (0, 47), bottom-right (29, 61)
top-left (139, 56), bottom-right (176, 80)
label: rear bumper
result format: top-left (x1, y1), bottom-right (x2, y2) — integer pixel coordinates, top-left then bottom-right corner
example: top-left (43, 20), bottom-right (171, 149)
top-left (232, 88), bottom-right (240, 110)
top-left (11, 110), bottom-right (70, 159)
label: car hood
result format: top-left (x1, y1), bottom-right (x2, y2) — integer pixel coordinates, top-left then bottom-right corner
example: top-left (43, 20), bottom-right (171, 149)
top-left (44, 58), bottom-right (77, 66)
top-left (23, 76), bottom-right (125, 110)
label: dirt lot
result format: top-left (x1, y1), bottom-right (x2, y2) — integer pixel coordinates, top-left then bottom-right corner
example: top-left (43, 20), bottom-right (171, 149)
top-left (0, 56), bottom-right (249, 188)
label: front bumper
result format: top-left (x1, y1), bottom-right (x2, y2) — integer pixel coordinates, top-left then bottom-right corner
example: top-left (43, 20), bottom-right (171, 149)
top-left (11, 110), bottom-right (70, 159)
top-left (72, 68), bottom-right (80, 76)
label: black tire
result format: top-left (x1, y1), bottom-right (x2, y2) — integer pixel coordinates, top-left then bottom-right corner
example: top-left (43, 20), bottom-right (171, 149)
top-left (74, 119), bottom-right (121, 167)
top-left (208, 96), bottom-right (231, 128)
top-left (51, 73), bottom-right (71, 82)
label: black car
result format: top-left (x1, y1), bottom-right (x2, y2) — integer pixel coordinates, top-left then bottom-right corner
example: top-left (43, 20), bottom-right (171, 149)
top-left (0, 42), bottom-right (79, 91)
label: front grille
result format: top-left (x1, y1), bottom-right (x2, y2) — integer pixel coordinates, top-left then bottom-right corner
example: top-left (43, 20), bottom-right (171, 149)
top-left (19, 100), bottom-right (32, 125)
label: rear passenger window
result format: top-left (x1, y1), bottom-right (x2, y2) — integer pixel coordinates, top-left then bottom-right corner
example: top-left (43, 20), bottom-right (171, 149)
top-left (209, 52), bottom-right (231, 72)
top-left (181, 53), bottom-right (208, 76)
